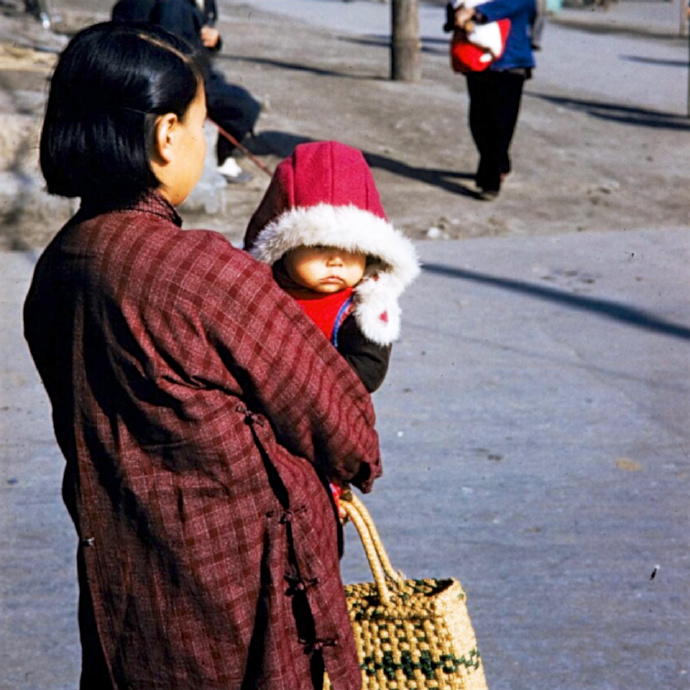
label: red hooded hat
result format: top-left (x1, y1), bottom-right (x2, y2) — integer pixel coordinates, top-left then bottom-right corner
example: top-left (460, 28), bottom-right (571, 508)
top-left (244, 141), bottom-right (420, 345)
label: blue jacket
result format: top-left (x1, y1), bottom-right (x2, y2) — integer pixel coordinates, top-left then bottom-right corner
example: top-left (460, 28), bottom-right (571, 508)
top-left (477, 0), bottom-right (536, 70)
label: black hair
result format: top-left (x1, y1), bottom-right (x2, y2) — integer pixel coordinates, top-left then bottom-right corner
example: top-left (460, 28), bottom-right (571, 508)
top-left (40, 22), bottom-right (203, 204)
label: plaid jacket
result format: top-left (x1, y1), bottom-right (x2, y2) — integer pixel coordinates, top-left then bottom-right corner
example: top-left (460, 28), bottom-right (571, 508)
top-left (24, 193), bottom-right (381, 689)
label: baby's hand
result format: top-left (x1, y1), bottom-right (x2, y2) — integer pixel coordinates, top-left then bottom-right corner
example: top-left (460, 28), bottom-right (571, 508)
top-left (329, 483), bottom-right (348, 522)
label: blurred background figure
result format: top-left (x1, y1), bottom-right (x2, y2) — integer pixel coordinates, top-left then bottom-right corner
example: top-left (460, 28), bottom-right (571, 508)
top-left (111, 0), bottom-right (155, 23)
top-left (531, 0), bottom-right (546, 50)
top-left (112, 0), bottom-right (262, 183)
top-left (24, 0), bottom-right (51, 29)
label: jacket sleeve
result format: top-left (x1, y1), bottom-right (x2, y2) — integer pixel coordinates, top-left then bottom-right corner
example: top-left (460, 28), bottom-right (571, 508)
top-left (150, 0), bottom-right (204, 50)
top-left (111, 0), bottom-right (156, 22)
top-left (337, 315), bottom-right (391, 393)
top-left (200, 238), bottom-right (382, 492)
top-left (475, 0), bottom-right (535, 22)
top-left (204, 0), bottom-right (218, 25)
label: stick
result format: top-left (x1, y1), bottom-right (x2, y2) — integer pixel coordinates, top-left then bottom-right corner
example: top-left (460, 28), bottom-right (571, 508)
top-left (211, 121), bottom-right (273, 177)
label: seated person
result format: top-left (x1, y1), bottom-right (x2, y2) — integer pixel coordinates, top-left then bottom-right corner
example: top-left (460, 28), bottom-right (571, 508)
top-left (112, 0), bottom-right (261, 182)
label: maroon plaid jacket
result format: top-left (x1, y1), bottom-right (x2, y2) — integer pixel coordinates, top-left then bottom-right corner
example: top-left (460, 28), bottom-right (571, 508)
top-left (24, 193), bottom-right (381, 689)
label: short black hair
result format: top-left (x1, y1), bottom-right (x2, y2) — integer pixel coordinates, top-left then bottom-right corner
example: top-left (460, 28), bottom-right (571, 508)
top-left (40, 22), bottom-right (203, 204)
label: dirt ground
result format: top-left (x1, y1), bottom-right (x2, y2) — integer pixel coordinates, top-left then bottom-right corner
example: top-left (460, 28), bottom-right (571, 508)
top-left (0, 0), bottom-right (689, 249)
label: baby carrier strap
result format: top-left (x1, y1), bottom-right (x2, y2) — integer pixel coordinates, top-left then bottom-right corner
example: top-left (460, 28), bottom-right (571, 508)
top-left (331, 294), bottom-right (355, 348)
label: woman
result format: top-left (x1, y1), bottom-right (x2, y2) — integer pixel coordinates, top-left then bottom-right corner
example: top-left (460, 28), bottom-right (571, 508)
top-left (24, 22), bottom-right (379, 689)
top-left (455, 0), bottom-right (536, 200)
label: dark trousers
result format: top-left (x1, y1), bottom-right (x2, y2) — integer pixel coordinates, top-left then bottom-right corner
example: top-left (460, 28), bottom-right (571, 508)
top-left (77, 548), bottom-right (114, 690)
top-left (466, 70), bottom-right (526, 192)
top-left (205, 69), bottom-right (261, 165)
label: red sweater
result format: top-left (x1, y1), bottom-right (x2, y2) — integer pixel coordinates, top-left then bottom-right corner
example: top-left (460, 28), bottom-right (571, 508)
top-left (293, 287), bottom-right (354, 344)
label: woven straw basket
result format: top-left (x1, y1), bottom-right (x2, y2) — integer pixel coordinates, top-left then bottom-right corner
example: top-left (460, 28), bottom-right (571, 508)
top-left (325, 493), bottom-right (488, 690)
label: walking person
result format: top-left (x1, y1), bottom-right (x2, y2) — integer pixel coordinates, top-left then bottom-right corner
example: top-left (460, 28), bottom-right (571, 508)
top-left (24, 21), bottom-right (380, 689)
top-left (453, 0), bottom-right (536, 200)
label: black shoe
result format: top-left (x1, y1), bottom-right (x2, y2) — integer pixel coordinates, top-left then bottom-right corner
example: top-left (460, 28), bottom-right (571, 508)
top-left (477, 188), bottom-right (499, 201)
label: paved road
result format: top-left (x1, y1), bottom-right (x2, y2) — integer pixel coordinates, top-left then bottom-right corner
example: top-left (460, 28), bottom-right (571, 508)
top-left (3, 227), bottom-right (689, 689)
top-left (349, 229), bottom-right (690, 689)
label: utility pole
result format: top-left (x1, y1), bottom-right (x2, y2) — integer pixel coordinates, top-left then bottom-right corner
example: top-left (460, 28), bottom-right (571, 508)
top-left (683, 0), bottom-right (690, 116)
top-left (680, 0), bottom-right (689, 36)
top-left (681, 16), bottom-right (690, 118)
top-left (391, 0), bottom-right (421, 82)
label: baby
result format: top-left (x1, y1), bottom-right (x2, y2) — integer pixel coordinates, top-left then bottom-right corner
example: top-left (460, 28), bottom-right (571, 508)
top-left (244, 140), bottom-right (420, 393)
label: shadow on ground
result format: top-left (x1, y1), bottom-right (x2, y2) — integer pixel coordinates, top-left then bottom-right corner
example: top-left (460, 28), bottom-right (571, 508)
top-left (529, 92), bottom-right (690, 130)
top-left (252, 130), bottom-right (479, 197)
top-left (423, 262), bottom-right (690, 341)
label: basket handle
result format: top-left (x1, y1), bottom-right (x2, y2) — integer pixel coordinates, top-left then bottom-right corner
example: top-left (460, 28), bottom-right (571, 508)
top-left (344, 492), bottom-right (402, 582)
top-left (341, 491), bottom-right (404, 606)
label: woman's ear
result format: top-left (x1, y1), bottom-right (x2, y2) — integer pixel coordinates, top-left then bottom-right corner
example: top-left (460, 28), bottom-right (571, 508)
top-left (151, 112), bottom-right (180, 164)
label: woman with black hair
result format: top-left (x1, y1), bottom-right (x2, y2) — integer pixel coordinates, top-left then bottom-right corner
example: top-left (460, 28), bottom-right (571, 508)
top-left (25, 22), bottom-right (380, 690)
top-left (112, 0), bottom-right (261, 183)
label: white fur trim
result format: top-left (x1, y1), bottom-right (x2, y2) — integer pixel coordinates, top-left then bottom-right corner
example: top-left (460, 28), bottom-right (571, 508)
top-left (250, 204), bottom-right (420, 345)
top-left (468, 23), bottom-right (503, 58)
top-left (352, 272), bottom-right (402, 345)
top-left (249, 204), bottom-right (420, 288)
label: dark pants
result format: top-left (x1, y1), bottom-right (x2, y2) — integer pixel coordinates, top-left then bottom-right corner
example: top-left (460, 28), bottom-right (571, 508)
top-left (466, 70), bottom-right (526, 193)
top-left (205, 69), bottom-right (261, 165)
top-left (77, 547), bottom-right (114, 690)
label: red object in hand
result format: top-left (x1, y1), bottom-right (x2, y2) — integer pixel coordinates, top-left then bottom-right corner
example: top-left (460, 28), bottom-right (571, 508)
top-left (330, 483), bottom-right (343, 510)
top-left (450, 19), bottom-right (510, 74)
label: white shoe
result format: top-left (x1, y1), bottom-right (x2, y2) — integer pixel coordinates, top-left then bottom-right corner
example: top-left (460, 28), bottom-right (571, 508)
top-left (217, 157), bottom-right (252, 183)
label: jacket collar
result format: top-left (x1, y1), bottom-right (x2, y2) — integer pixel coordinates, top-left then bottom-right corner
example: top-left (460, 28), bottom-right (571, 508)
top-left (77, 190), bottom-right (183, 227)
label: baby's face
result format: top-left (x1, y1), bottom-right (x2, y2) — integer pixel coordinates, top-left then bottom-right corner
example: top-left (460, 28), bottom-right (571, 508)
top-left (283, 245), bottom-right (367, 294)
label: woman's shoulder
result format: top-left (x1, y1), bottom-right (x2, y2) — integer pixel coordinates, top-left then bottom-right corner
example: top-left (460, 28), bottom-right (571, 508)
top-left (132, 222), bottom-right (267, 292)
top-left (73, 203), bottom-right (237, 257)
top-left (69, 206), bottom-right (268, 299)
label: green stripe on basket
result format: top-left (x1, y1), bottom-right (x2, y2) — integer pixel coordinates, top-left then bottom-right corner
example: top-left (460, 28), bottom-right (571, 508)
top-left (361, 648), bottom-right (482, 679)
